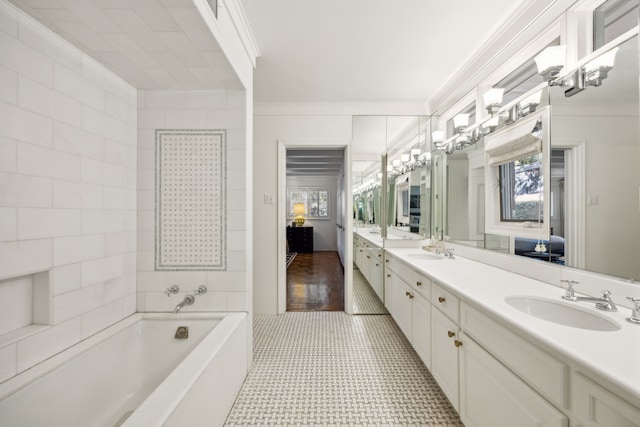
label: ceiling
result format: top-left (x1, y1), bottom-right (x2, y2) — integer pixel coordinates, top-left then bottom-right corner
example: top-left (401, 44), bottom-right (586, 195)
top-left (241, 0), bottom-right (530, 104)
top-left (286, 149), bottom-right (344, 177)
top-left (8, 0), bottom-right (241, 90)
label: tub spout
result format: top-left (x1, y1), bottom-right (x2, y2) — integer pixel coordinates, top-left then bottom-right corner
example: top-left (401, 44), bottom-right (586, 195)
top-left (174, 294), bottom-right (195, 314)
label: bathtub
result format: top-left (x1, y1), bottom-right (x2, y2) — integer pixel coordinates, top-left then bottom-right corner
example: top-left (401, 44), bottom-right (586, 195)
top-left (0, 312), bottom-right (248, 427)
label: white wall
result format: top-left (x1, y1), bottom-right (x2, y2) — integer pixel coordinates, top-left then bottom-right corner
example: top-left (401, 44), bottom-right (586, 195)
top-left (0, 1), bottom-right (137, 381)
top-left (137, 89), bottom-right (250, 312)
top-left (253, 113), bottom-right (352, 315)
top-left (286, 175), bottom-right (339, 251)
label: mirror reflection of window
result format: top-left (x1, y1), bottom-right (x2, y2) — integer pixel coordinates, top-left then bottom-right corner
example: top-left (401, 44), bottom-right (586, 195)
top-left (499, 153), bottom-right (543, 222)
top-left (593, 0), bottom-right (639, 50)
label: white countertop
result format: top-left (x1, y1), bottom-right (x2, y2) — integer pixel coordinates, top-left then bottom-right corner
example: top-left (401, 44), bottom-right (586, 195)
top-left (385, 247), bottom-right (640, 405)
top-left (353, 228), bottom-right (384, 247)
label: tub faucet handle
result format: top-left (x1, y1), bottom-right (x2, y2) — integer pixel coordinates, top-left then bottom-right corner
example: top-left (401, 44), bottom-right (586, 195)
top-left (626, 297), bottom-right (640, 324)
top-left (194, 285), bottom-right (207, 295)
top-left (165, 285), bottom-right (180, 296)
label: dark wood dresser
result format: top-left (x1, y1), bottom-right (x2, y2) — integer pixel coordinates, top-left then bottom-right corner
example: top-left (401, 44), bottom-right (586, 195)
top-left (287, 226), bottom-right (314, 253)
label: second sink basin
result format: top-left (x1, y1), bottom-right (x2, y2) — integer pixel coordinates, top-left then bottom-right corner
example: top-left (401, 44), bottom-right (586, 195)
top-left (505, 296), bottom-right (620, 331)
top-left (408, 252), bottom-right (443, 261)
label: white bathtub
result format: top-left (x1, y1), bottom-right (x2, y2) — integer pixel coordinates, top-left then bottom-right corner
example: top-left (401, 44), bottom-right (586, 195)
top-left (0, 312), bottom-right (248, 427)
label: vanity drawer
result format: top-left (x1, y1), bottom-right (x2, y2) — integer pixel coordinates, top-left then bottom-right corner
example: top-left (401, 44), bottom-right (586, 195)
top-left (411, 270), bottom-right (431, 301)
top-left (432, 282), bottom-right (459, 322)
top-left (384, 254), bottom-right (412, 283)
top-left (460, 302), bottom-right (569, 409)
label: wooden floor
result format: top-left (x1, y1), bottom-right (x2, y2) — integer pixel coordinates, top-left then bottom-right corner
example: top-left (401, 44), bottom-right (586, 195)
top-left (287, 251), bottom-right (344, 311)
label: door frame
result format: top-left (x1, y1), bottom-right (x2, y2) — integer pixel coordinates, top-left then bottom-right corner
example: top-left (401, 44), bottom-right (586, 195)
top-left (277, 140), bottom-right (353, 314)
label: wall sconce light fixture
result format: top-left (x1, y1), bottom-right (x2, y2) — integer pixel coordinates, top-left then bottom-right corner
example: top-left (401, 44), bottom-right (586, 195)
top-left (519, 90), bottom-right (542, 116)
top-left (400, 153), bottom-right (410, 164)
top-left (483, 88), bottom-right (504, 114)
top-left (584, 47), bottom-right (618, 87)
top-left (482, 116), bottom-right (500, 134)
top-left (293, 203), bottom-right (306, 226)
top-left (534, 45), bottom-right (566, 81)
top-left (453, 114), bottom-right (470, 133)
top-left (411, 148), bottom-right (421, 160)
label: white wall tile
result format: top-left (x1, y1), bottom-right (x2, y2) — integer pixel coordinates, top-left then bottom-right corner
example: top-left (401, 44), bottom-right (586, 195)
top-left (137, 210), bottom-right (155, 231)
top-left (227, 231), bottom-right (246, 251)
top-left (0, 65), bottom-right (17, 104)
top-left (226, 251), bottom-right (247, 272)
top-left (82, 105), bottom-right (123, 142)
top-left (0, 172), bottom-right (51, 208)
top-left (82, 209), bottom-right (124, 235)
top-left (79, 282), bottom-right (105, 314)
top-left (103, 276), bottom-right (126, 303)
top-left (53, 180), bottom-right (104, 209)
top-left (0, 343), bottom-right (17, 383)
top-left (137, 170), bottom-right (155, 191)
top-left (138, 108), bottom-right (166, 129)
top-left (0, 31), bottom-right (53, 87)
top-left (17, 208), bottom-right (82, 240)
top-left (81, 158), bottom-right (124, 187)
top-left (137, 271), bottom-right (165, 291)
top-left (18, 13), bottom-right (83, 71)
top-left (81, 255), bottom-right (123, 287)
top-left (53, 235), bottom-right (104, 266)
top-left (0, 275), bottom-right (32, 335)
top-left (54, 63), bottom-right (104, 111)
top-left (0, 207), bottom-right (17, 241)
top-left (227, 91), bottom-right (246, 108)
top-left (16, 318), bottom-right (81, 372)
top-left (206, 109), bottom-right (245, 129)
top-left (0, 239), bottom-right (52, 280)
top-left (0, 0), bottom-right (18, 37)
top-left (165, 108), bottom-right (206, 128)
top-left (52, 290), bottom-right (80, 324)
top-left (51, 263), bottom-right (81, 296)
top-left (81, 299), bottom-right (123, 339)
top-left (0, 136), bottom-right (16, 173)
top-left (185, 90), bottom-right (226, 109)
top-left (104, 231), bottom-right (135, 256)
top-left (104, 140), bottom-right (135, 168)
top-left (227, 291), bottom-right (247, 311)
top-left (143, 90), bottom-right (186, 108)
top-left (18, 76), bottom-right (82, 127)
top-left (0, 100), bottom-right (53, 147)
top-left (17, 142), bottom-right (81, 181)
top-left (104, 186), bottom-right (127, 209)
top-left (53, 121), bottom-right (104, 160)
top-left (136, 250), bottom-right (154, 272)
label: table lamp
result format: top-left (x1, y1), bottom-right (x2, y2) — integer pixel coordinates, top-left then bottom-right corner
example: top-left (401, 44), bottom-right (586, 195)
top-left (293, 203), bottom-right (306, 226)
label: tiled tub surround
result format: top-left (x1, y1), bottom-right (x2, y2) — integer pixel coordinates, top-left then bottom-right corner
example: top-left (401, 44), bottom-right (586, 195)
top-left (0, 312), bottom-right (248, 427)
top-left (137, 89), bottom-right (248, 312)
top-left (385, 246), bottom-right (640, 426)
top-left (0, 0), bottom-right (137, 381)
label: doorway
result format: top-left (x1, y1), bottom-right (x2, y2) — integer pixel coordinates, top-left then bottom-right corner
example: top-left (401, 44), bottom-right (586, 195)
top-left (277, 142), bottom-right (352, 314)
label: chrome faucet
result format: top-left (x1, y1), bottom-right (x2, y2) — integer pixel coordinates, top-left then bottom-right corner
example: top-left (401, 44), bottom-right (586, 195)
top-left (444, 248), bottom-right (455, 259)
top-left (565, 288), bottom-right (617, 312)
top-left (174, 294), bottom-right (195, 314)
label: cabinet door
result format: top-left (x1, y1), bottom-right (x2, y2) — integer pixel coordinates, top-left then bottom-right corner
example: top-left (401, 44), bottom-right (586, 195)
top-left (572, 373), bottom-right (640, 427)
top-left (460, 333), bottom-right (567, 427)
top-left (389, 272), bottom-right (413, 340)
top-left (369, 253), bottom-right (384, 302)
top-left (412, 291), bottom-right (431, 369)
top-left (431, 308), bottom-right (460, 410)
top-left (384, 268), bottom-right (393, 311)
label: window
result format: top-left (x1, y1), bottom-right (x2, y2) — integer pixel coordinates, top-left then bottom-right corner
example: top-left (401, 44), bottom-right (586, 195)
top-left (594, 0), bottom-right (639, 50)
top-left (287, 188), bottom-right (329, 218)
top-left (499, 153), bottom-right (543, 222)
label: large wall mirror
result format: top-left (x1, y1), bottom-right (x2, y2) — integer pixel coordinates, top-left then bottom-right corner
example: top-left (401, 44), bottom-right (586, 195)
top-left (439, 32), bottom-right (639, 282)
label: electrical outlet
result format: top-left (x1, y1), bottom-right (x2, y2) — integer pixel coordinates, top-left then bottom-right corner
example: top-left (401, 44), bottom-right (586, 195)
top-left (263, 194), bottom-right (274, 204)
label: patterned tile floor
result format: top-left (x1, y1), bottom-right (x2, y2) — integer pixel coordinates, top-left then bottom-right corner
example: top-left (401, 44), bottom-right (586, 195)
top-left (352, 268), bottom-right (387, 315)
top-left (225, 312), bottom-right (464, 427)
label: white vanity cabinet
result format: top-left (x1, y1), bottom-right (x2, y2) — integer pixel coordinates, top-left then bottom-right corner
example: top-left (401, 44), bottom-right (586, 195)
top-left (459, 333), bottom-right (567, 427)
top-left (430, 282), bottom-right (462, 410)
top-left (572, 373), bottom-right (640, 427)
top-left (353, 233), bottom-right (384, 301)
top-left (384, 254), bottom-right (432, 369)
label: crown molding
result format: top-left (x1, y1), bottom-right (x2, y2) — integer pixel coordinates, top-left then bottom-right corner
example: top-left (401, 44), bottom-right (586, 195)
top-left (429, 0), bottom-right (577, 115)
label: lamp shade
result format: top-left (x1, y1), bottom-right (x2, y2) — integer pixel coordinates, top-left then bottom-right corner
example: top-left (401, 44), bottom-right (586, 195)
top-left (453, 114), bottom-right (470, 130)
top-left (585, 47), bottom-right (618, 72)
top-left (293, 203), bottom-right (306, 215)
top-left (432, 130), bottom-right (444, 143)
top-left (534, 45), bottom-right (566, 75)
top-left (483, 88), bottom-right (504, 107)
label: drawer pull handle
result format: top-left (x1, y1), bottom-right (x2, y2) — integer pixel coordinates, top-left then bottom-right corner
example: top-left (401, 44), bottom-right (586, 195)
top-left (438, 296), bottom-right (446, 303)
top-left (405, 291), bottom-right (414, 299)
top-left (416, 281), bottom-right (422, 287)
top-left (387, 274), bottom-right (391, 278)
top-left (366, 255), bottom-right (371, 258)
top-left (447, 331), bottom-right (455, 338)
top-left (375, 263), bottom-right (379, 266)
top-left (378, 254), bottom-right (382, 257)
top-left (385, 259), bottom-right (390, 263)
top-left (454, 340), bottom-right (463, 348)
top-left (359, 249), bottom-right (363, 252)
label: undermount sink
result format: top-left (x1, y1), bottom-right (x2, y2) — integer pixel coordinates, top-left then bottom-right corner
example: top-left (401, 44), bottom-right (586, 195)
top-left (505, 296), bottom-right (620, 331)
top-left (407, 252), bottom-right (443, 261)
